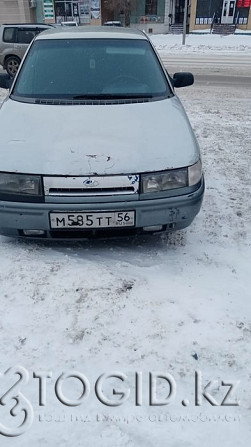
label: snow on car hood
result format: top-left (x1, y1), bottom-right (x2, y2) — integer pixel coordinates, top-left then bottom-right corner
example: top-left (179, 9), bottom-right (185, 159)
top-left (0, 96), bottom-right (200, 175)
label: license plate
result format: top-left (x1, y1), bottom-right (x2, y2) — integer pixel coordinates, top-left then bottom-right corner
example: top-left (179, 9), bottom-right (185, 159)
top-left (50, 211), bottom-right (135, 229)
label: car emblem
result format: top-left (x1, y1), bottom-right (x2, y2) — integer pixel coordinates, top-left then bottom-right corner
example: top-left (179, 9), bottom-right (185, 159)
top-left (83, 178), bottom-right (99, 187)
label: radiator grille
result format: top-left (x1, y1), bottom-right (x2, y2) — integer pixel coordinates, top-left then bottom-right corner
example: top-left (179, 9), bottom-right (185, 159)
top-left (43, 175), bottom-right (139, 196)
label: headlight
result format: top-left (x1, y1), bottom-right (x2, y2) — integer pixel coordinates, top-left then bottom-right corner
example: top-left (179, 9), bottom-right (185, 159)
top-left (188, 160), bottom-right (202, 186)
top-left (141, 160), bottom-right (202, 194)
top-left (142, 168), bottom-right (188, 193)
top-left (0, 173), bottom-right (42, 196)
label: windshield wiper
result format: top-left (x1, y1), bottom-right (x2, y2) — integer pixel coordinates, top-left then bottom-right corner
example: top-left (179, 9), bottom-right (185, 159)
top-left (72, 94), bottom-right (153, 100)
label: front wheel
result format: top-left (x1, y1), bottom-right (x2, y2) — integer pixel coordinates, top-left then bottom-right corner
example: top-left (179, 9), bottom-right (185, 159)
top-left (5, 56), bottom-right (20, 77)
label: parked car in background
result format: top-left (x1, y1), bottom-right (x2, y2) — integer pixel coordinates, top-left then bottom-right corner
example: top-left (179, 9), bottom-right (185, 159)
top-left (0, 27), bottom-right (204, 239)
top-left (60, 21), bottom-right (78, 27)
top-left (0, 23), bottom-right (53, 76)
top-left (103, 21), bottom-right (122, 27)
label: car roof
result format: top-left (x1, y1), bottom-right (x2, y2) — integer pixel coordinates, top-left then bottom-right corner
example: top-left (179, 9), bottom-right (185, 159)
top-left (2, 23), bottom-right (52, 27)
top-left (35, 26), bottom-right (148, 41)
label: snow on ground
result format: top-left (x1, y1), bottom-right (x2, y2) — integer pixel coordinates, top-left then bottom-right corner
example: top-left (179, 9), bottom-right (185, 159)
top-left (150, 33), bottom-right (251, 54)
top-left (0, 46), bottom-right (251, 446)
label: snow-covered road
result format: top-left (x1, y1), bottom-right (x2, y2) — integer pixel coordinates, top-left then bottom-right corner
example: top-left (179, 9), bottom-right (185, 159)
top-left (0, 33), bottom-right (251, 446)
top-left (151, 33), bottom-right (251, 76)
top-left (160, 53), bottom-right (251, 76)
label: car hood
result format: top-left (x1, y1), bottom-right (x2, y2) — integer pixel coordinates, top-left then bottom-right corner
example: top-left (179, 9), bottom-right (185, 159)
top-left (0, 96), bottom-right (200, 175)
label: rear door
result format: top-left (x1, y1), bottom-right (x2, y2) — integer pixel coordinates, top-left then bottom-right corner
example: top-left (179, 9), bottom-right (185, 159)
top-left (15, 28), bottom-right (37, 59)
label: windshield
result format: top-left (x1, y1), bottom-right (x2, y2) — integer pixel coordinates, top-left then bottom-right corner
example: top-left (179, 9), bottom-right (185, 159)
top-left (11, 38), bottom-right (171, 101)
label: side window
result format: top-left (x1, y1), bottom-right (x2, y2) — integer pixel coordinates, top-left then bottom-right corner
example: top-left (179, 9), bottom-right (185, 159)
top-left (3, 27), bottom-right (16, 43)
top-left (17, 29), bottom-right (36, 44)
top-left (34, 28), bottom-right (47, 36)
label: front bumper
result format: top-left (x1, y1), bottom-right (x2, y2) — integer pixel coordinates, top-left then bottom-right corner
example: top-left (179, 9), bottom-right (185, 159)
top-left (0, 177), bottom-right (204, 238)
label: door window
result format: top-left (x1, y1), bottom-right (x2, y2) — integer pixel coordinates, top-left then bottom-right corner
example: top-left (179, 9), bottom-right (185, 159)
top-left (17, 29), bottom-right (36, 44)
top-left (229, 1), bottom-right (235, 15)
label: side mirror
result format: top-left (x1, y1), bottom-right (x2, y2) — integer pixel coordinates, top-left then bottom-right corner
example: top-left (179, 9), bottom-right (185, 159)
top-left (172, 72), bottom-right (194, 88)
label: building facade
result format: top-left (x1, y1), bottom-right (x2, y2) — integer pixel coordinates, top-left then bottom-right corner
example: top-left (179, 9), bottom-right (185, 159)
top-left (190, 0), bottom-right (251, 31)
top-left (0, 1), bottom-right (250, 32)
top-left (53, 1), bottom-right (101, 25)
top-left (102, 0), bottom-right (170, 33)
top-left (0, 0), bottom-right (36, 23)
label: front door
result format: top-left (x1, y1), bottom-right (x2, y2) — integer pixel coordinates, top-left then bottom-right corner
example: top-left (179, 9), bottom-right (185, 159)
top-left (221, 0), bottom-right (236, 24)
top-left (175, 0), bottom-right (185, 24)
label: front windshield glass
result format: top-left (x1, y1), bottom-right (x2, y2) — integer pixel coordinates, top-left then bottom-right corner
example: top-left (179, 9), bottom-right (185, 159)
top-left (12, 38), bottom-right (171, 100)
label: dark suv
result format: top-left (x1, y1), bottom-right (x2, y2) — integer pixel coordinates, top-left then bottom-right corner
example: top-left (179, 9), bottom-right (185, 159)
top-left (0, 23), bottom-right (53, 76)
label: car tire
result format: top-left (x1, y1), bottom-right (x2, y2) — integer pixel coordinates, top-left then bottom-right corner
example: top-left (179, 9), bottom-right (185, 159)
top-left (5, 56), bottom-right (20, 77)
